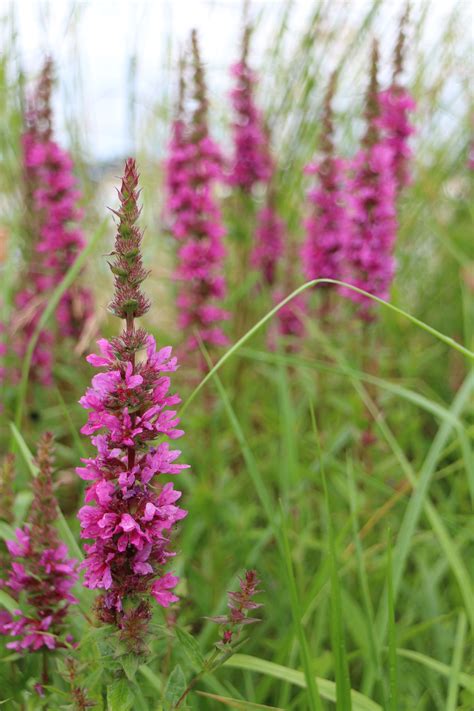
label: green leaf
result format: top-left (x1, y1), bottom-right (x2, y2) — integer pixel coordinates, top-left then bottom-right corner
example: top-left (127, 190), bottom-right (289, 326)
top-left (107, 678), bottom-right (134, 711)
top-left (120, 653), bottom-right (140, 681)
top-left (0, 521), bottom-right (15, 542)
top-left (175, 626), bottom-right (205, 671)
top-left (9, 423), bottom-right (38, 476)
top-left (139, 664), bottom-right (163, 693)
top-left (224, 655), bottom-right (382, 711)
top-left (163, 664), bottom-right (186, 710)
top-left (13, 491), bottom-right (33, 527)
top-left (0, 589), bottom-right (19, 614)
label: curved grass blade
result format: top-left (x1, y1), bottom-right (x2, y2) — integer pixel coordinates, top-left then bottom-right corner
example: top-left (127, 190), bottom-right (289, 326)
top-left (237, 347), bottom-right (463, 429)
top-left (224, 655), bottom-right (382, 711)
top-left (181, 278), bottom-right (473, 415)
top-left (397, 648), bottom-right (474, 693)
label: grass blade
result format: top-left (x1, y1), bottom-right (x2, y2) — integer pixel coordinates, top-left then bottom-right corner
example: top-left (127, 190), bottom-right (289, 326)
top-left (181, 279), bottom-right (473, 415)
top-left (397, 648), bottom-right (474, 693)
top-left (224, 655), bottom-right (382, 711)
top-left (386, 532), bottom-right (398, 711)
top-left (279, 502), bottom-right (324, 711)
top-left (446, 612), bottom-right (467, 711)
top-left (195, 690), bottom-right (285, 710)
top-left (311, 407), bottom-right (352, 710)
top-left (346, 459), bottom-right (381, 698)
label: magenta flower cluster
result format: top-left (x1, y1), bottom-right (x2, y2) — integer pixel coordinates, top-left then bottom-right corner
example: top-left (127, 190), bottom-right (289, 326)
top-left (301, 44), bottom-right (414, 320)
top-left (1, 529), bottom-right (77, 651)
top-left (343, 142), bottom-right (397, 315)
top-left (228, 40), bottom-right (273, 192)
top-left (301, 156), bottom-right (351, 285)
top-left (78, 159), bottom-right (188, 636)
top-left (172, 134), bottom-right (229, 351)
top-left (13, 62), bottom-right (92, 384)
top-left (271, 288), bottom-right (306, 347)
top-left (165, 121), bottom-right (222, 242)
top-left (251, 202), bottom-right (284, 287)
top-left (377, 87), bottom-right (416, 192)
top-left (0, 434), bottom-right (78, 653)
top-left (78, 336), bottom-right (187, 610)
top-left (165, 33), bottom-right (229, 355)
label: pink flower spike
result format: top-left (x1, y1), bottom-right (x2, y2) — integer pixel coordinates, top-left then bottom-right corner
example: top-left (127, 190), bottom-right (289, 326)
top-left (77, 160), bottom-right (188, 651)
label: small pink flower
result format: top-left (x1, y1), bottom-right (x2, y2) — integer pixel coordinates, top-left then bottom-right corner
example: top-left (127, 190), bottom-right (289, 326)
top-left (151, 573), bottom-right (179, 607)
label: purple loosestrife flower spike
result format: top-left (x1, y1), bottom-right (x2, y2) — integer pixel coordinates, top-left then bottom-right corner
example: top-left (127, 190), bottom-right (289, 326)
top-left (342, 41), bottom-right (398, 318)
top-left (270, 238), bottom-right (307, 349)
top-left (228, 25), bottom-right (273, 192)
top-left (166, 31), bottom-right (229, 358)
top-left (78, 158), bottom-right (188, 653)
top-left (209, 570), bottom-right (263, 648)
top-left (301, 71), bottom-right (351, 286)
top-left (377, 5), bottom-right (416, 193)
top-left (0, 434), bottom-right (78, 651)
top-left (12, 58), bottom-right (93, 385)
top-left (251, 188), bottom-right (284, 287)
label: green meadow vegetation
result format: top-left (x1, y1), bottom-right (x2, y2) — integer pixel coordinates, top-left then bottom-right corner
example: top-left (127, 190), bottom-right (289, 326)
top-left (0, 1), bottom-right (472, 709)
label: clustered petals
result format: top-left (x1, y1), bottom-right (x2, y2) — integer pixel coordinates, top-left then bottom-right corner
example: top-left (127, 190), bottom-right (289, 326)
top-left (165, 31), bottom-right (229, 357)
top-left (377, 86), bottom-right (416, 192)
top-left (78, 160), bottom-right (188, 646)
top-left (79, 337), bottom-right (188, 615)
top-left (302, 156), bottom-right (351, 284)
top-left (12, 60), bottom-right (92, 385)
top-left (228, 38), bottom-right (273, 191)
top-left (343, 143), bottom-right (397, 315)
top-left (251, 203), bottom-right (284, 287)
top-left (0, 434), bottom-right (78, 652)
top-left (342, 44), bottom-right (399, 317)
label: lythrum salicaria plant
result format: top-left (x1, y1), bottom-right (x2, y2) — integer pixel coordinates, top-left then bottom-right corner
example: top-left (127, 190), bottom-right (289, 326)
top-left (251, 186), bottom-right (284, 288)
top-left (377, 5), bottom-right (416, 194)
top-left (343, 40), bottom-right (397, 318)
top-left (166, 31), bottom-right (229, 362)
top-left (11, 58), bottom-right (93, 385)
top-left (302, 71), bottom-right (351, 298)
top-left (0, 434), bottom-right (78, 656)
top-left (228, 25), bottom-right (273, 192)
top-left (77, 158), bottom-right (188, 654)
top-left (173, 570), bottom-right (263, 709)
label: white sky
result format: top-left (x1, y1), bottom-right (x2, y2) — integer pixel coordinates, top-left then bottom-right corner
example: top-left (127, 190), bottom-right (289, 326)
top-left (2, 0), bottom-right (472, 161)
